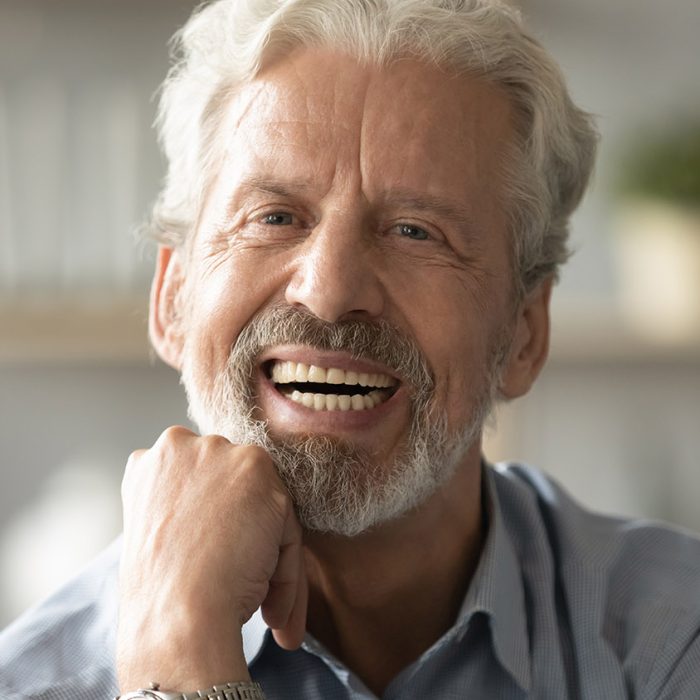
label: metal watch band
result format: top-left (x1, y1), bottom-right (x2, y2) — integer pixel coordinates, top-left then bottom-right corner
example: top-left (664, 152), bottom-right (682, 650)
top-left (178, 682), bottom-right (265, 700)
top-left (116, 682), bottom-right (265, 700)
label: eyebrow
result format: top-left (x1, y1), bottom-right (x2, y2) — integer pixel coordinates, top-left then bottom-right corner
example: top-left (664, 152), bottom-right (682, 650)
top-left (224, 177), bottom-right (312, 220)
top-left (230, 178), bottom-right (477, 229)
top-left (381, 188), bottom-right (477, 230)
top-left (236, 176), bottom-right (312, 199)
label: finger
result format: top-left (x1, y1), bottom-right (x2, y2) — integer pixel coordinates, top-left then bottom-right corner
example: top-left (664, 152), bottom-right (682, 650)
top-left (272, 558), bottom-right (308, 651)
top-left (153, 424), bottom-right (197, 448)
top-left (260, 507), bottom-right (304, 632)
top-left (121, 449), bottom-right (147, 497)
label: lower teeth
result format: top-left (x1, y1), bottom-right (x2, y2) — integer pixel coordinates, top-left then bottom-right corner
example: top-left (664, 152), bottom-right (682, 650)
top-left (285, 389), bottom-right (383, 411)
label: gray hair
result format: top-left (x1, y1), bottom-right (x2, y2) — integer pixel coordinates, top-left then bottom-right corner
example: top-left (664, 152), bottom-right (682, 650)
top-left (150, 0), bottom-right (598, 293)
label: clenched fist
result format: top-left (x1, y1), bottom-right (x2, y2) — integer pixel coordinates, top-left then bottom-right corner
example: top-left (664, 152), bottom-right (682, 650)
top-left (116, 426), bottom-right (307, 692)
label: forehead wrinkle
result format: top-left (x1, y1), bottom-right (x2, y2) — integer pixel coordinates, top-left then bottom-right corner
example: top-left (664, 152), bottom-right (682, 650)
top-left (353, 63), bottom-right (375, 214)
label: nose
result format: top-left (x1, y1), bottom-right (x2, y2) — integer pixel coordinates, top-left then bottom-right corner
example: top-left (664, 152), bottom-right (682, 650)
top-left (284, 216), bottom-right (385, 323)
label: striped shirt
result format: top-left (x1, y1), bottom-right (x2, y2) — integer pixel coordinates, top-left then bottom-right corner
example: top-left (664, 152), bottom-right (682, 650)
top-left (2, 463), bottom-right (700, 699)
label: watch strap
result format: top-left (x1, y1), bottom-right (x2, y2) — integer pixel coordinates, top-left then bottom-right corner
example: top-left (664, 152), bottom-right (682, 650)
top-left (180, 683), bottom-right (265, 700)
top-left (116, 682), bottom-right (265, 700)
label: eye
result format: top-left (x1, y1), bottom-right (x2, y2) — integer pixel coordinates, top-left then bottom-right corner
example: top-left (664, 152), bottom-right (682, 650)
top-left (397, 223), bottom-right (430, 241)
top-left (261, 212), bottom-right (295, 226)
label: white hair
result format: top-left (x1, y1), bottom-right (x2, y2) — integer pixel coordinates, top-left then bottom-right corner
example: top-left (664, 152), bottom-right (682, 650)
top-left (150, 0), bottom-right (598, 293)
top-left (180, 304), bottom-right (507, 535)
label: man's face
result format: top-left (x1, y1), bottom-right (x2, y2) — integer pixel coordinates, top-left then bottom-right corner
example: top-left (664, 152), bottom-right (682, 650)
top-left (160, 49), bottom-right (522, 534)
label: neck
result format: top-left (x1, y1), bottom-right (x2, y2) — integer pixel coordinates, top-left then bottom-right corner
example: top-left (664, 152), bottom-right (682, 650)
top-left (303, 446), bottom-right (486, 695)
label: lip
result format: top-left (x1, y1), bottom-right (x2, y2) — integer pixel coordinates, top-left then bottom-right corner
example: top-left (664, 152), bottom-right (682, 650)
top-left (255, 347), bottom-right (409, 436)
top-left (258, 345), bottom-right (401, 381)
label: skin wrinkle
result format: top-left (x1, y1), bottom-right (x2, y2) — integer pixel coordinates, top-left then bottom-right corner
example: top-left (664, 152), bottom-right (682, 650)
top-left (355, 58), bottom-right (372, 224)
top-left (169, 50), bottom-right (526, 518)
top-left (194, 54), bottom-right (509, 302)
top-left (123, 16), bottom-right (587, 687)
top-left (206, 176), bottom-right (494, 302)
top-left (181, 303), bottom-right (497, 537)
top-left (188, 83), bottom-right (270, 257)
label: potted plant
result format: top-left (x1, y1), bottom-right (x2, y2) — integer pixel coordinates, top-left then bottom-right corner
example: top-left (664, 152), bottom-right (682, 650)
top-left (613, 121), bottom-right (700, 344)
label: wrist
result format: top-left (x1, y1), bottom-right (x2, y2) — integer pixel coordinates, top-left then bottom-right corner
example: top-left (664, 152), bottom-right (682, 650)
top-left (117, 611), bottom-right (250, 691)
top-left (117, 650), bottom-right (251, 692)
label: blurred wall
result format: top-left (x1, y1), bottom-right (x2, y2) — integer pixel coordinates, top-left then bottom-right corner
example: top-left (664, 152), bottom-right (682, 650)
top-left (1, 0), bottom-right (699, 627)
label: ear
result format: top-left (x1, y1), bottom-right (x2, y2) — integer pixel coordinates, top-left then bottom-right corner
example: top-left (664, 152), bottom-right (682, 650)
top-left (498, 277), bottom-right (553, 400)
top-left (149, 245), bottom-right (186, 370)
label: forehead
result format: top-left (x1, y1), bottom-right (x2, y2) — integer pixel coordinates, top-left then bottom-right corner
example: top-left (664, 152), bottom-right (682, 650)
top-left (211, 48), bottom-right (514, 211)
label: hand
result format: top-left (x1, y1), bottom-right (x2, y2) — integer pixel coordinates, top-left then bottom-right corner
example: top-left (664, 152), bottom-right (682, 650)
top-left (116, 426), bottom-right (307, 692)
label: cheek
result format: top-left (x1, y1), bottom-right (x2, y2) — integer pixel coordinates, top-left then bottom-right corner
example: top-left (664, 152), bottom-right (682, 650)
top-left (398, 298), bottom-right (487, 399)
top-left (184, 249), bottom-right (291, 368)
top-left (388, 273), bottom-right (506, 421)
top-left (430, 324), bottom-right (490, 413)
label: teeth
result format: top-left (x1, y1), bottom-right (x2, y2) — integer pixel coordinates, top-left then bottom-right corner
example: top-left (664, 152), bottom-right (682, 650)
top-left (308, 365), bottom-right (326, 382)
top-left (271, 361), bottom-right (395, 389)
top-left (326, 368), bottom-right (345, 384)
top-left (272, 360), bottom-right (399, 411)
top-left (284, 389), bottom-right (388, 412)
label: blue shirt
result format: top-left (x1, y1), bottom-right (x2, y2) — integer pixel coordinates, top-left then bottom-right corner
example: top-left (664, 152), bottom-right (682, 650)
top-left (2, 463), bottom-right (700, 699)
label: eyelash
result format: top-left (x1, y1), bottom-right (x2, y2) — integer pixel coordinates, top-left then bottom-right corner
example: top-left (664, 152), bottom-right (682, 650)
top-left (396, 223), bottom-right (430, 241)
top-left (260, 212), bottom-right (296, 226)
top-left (256, 210), bottom-right (436, 244)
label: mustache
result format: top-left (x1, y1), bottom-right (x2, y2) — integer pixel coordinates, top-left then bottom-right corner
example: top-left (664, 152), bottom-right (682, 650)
top-left (231, 304), bottom-right (434, 392)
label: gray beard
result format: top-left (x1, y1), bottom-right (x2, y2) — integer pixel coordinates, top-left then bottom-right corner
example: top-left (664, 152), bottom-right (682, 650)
top-left (181, 305), bottom-right (507, 537)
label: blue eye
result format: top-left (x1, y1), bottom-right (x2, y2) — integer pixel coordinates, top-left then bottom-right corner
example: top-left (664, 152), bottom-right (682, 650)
top-left (262, 212), bottom-right (294, 225)
top-left (398, 224), bottom-right (429, 240)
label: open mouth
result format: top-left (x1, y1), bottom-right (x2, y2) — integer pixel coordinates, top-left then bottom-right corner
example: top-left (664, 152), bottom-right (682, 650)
top-left (265, 360), bottom-right (399, 412)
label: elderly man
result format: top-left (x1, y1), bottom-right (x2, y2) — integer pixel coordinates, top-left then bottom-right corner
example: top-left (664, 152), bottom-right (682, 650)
top-left (2, 1), bottom-right (700, 698)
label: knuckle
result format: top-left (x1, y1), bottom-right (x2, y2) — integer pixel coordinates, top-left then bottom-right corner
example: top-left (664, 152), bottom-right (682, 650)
top-left (232, 446), bottom-right (279, 494)
top-left (126, 447), bottom-right (146, 465)
top-left (269, 482), bottom-right (294, 515)
top-left (237, 444), bottom-right (275, 469)
top-left (158, 424), bottom-right (194, 446)
top-left (123, 448), bottom-right (145, 479)
top-left (199, 433), bottom-right (231, 452)
top-left (196, 434), bottom-right (232, 464)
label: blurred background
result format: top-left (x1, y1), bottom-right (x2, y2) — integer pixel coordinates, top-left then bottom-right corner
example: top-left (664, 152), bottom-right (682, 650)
top-left (0, 0), bottom-right (699, 628)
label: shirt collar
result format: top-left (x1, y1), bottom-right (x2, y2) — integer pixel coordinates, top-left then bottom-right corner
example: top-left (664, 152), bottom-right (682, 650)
top-left (455, 464), bottom-right (532, 691)
top-left (242, 465), bottom-right (532, 691)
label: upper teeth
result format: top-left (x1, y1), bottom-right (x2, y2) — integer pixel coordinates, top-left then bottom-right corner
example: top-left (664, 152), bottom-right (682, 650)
top-left (270, 361), bottom-right (396, 388)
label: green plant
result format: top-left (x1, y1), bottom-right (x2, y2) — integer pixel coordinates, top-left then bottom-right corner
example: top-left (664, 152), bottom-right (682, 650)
top-left (617, 121), bottom-right (700, 207)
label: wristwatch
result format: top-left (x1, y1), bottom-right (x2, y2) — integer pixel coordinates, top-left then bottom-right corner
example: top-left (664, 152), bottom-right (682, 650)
top-left (115, 681), bottom-right (265, 700)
